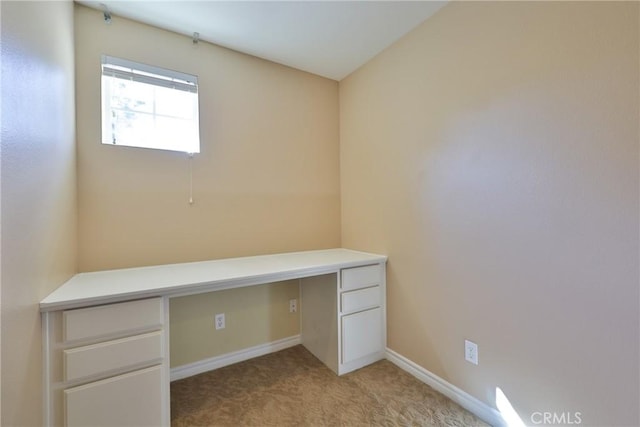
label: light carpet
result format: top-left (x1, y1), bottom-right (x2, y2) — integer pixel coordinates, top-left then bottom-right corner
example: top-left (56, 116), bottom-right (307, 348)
top-left (171, 345), bottom-right (490, 426)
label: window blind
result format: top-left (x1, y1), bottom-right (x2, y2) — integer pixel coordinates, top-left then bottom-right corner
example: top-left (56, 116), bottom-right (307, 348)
top-left (101, 55), bottom-right (198, 93)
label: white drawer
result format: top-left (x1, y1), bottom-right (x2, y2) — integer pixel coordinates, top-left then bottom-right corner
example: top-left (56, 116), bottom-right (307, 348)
top-left (63, 298), bottom-right (163, 343)
top-left (341, 307), bottom-right (383, 364)
top-left (65, 365), bottom-right (164, 427)
top-left (341, 286), bottom-right (380, 314)
top-left (64, 331), bottom-right (163, 382)
top-left (341, 264), bottom-right (381, 291)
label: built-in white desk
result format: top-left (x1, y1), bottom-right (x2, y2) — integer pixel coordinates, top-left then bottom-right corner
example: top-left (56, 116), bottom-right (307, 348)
top-left (41, 248), bottom-right (387, 426)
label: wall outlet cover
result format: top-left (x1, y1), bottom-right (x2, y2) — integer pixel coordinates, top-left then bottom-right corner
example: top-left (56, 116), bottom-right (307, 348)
top-left (215, 313), bottom-right (225, 330)
top-left (465, 340), bottom-right (478, 365)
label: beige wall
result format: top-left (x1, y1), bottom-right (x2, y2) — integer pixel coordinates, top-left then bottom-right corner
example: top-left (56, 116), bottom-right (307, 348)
top-left (340, 2), bottom-right (639, 426)
top-left (74, 5), bottom-right (340, 272)
top-left (170, 280), bottom-right (300, 367)
top-left (3, 2), bottom-right (637, 425)
top-left (74, 5), bottom-right (339, 369)
top-left (0, 1), bottom-right (78, 426)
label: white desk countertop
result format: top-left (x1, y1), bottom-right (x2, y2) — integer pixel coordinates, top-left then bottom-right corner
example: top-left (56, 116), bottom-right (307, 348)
top-left (40, 248), bottom-right (387, 312)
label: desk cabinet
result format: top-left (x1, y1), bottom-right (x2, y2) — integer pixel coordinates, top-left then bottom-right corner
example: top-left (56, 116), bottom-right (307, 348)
top-left (301, 263), bottom-right (386, 375)
top-left (340, 265), bottom-right (385, 369)
top-left (43, 298), bottom-right (170, 426)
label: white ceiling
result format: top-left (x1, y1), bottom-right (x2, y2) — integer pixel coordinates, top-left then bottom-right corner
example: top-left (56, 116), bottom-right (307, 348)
top-left (76, 1), bottom-right (446, 81)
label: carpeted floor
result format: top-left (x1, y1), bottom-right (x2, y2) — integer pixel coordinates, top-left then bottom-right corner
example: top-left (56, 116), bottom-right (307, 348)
top-left (171, 345), bottom-right (490, 427)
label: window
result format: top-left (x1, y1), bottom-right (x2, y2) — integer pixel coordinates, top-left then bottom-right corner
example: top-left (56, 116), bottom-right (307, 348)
top-left (101, 55), bottom-right (200, 153)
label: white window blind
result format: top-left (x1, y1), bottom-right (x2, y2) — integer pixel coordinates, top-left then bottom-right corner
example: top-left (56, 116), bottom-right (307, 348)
top-left (101, 55), bottom-right (200, 153)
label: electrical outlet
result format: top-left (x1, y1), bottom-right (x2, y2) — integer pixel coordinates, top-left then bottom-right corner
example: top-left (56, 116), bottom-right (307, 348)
top-left (215, 313), bottom-right (225, 330)
top-left (465, 340), bottom-right (478, 365)
top-left (289, 299), bottom-right (297, 313)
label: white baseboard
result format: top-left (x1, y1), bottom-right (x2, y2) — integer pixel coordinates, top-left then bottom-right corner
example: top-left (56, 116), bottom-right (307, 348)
top-left (386, 348), bottom-right (507, 427)
top-left (171, 335), bottom-right (301, 382)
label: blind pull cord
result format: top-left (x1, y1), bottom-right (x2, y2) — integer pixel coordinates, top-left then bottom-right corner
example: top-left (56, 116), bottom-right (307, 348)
top-left (188, 153), bottom-right (194, 205)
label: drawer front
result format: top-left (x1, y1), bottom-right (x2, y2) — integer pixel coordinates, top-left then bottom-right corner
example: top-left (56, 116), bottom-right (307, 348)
top-left (341, 307), bottom-right (383, 364)
top-left (341, 286), bottom-right (380, 315)
top-left (64, 331), bottom-right (163, 382)
top-left (341, 264), bottom-right (381, 291)
top-left (63, 298), bottom-right (163, 343)
top-left (65, 365), bottom-right (163, 427)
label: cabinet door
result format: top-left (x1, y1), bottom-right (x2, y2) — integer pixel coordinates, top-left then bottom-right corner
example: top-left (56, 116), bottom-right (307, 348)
top-left (65, 365), bottom-right (164, 427)
top-left (341, 307), bottom-right (383, 364)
